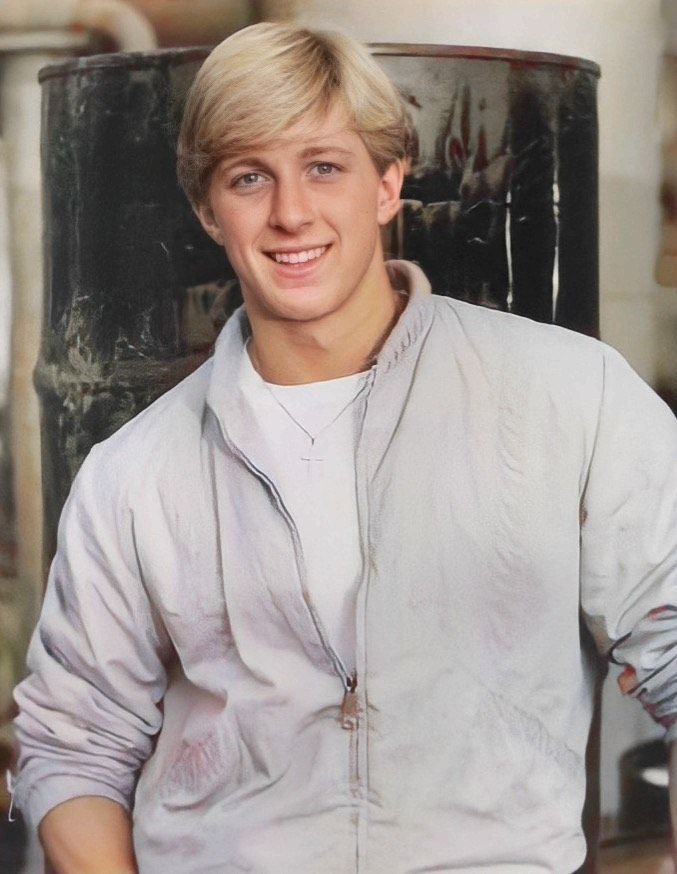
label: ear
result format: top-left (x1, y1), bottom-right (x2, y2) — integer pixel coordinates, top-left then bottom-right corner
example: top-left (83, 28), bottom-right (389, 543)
top-left (376, 159), bottom-right (405, 227)
top-left (194, 200), bottom-right (224, 246)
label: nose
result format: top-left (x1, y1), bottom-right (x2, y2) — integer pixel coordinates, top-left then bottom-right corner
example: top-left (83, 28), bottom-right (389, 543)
top-left (268, 175), bottom-right (314, 234)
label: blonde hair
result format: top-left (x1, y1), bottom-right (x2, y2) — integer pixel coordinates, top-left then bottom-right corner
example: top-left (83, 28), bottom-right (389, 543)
top-left (177, 22), bottom-right (410, 205)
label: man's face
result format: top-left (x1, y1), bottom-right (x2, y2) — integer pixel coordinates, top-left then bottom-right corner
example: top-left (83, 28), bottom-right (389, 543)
top-left (195, 104), bottom-right (403, 328)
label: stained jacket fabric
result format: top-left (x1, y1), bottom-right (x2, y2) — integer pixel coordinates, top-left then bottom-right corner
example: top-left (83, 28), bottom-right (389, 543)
top-left (12, 260), bottom-right (677, 873)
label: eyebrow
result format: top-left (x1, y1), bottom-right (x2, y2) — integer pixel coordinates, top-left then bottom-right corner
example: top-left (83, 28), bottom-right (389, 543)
top-left (219, 145), bottom-right (356, 176)
top-left (298, 145), bottom-right (355, 159)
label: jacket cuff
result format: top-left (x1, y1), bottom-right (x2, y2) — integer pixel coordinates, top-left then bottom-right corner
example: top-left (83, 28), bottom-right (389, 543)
top-left (664, 721), bottom-right (677, 746)
top-left (15, 773), bottom-right (131, 831)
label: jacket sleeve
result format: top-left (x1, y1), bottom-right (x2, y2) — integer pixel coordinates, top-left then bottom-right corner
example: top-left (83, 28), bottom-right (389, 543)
top-left (580, 344), bottom-right (677, 740)
top-left (12, 443), bottom-right (170, 829)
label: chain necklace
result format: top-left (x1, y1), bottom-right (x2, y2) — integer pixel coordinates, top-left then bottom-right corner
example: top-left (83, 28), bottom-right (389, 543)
top-left (264, 372), bottom-right (372, 469)
top-left (247, 287), bottom-right (407, 465)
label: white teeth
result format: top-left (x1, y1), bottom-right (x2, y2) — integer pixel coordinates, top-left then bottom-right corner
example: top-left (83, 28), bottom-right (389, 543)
top-left (271, 246), bottom-right (327, 264)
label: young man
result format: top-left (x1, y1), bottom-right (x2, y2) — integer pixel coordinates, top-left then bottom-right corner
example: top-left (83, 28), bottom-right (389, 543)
top-left (11, 21), bottom-right (677, 874)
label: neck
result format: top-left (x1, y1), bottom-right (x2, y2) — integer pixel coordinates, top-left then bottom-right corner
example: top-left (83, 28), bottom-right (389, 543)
top-left (246, 262), bottom-right (406, 385)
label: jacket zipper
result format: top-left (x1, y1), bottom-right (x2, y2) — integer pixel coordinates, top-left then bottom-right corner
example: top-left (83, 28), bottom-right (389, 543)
top-left (344, 670), bottom-right (360, 800)
top-left (215, 430), bottom-right (356, 707)
top-left (213, 386), bottom-right (368, 865)
top-left (341, 669), bottom-right (359, 731)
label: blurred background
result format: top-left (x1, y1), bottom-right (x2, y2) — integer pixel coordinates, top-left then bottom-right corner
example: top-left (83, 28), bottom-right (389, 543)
top-left (0, 1), bottom-right (676, 871)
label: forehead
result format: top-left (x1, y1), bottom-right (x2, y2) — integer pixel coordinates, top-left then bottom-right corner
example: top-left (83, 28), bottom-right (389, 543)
top-left (275, 103), bottom-right (352, 144)
top-left (228, 104), bottom-right (363, 163)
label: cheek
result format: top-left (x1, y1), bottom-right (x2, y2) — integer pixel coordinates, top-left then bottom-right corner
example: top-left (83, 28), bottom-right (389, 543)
top-left (216, 212), bottom-right (264, 259)
top-left (331, 190), bottom-right (379, 235)
top-left (355, 184), bottom-right (381, 222)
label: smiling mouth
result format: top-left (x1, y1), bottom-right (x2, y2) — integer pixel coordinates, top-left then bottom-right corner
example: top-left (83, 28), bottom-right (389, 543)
top-left (265, 245), bottom-right (329, 265)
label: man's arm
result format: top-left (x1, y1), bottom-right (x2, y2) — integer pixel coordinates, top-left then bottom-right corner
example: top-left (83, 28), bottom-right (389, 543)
top-left (578, 344), bottom-right (677, 839)
top-left (40, 797), bottom-right (137, 874)
top-left (12, 443), bottom-right (169, 857)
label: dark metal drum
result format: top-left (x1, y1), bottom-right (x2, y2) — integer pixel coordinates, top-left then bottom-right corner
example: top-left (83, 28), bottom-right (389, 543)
top-left (374, 44), bottom-right (600, 335)
top-left (618, 740), bottom-right (669, 838)
top-left (37, 48), bottom-right (228, 564)
top-left (37, 44), bottom-right (600, 561)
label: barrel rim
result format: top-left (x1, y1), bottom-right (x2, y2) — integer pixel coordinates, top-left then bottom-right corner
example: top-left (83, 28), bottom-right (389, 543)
top-left (38, 46), bottom-right (211, 82)
top-left (38, 42), bottom-right (602, 82)
top-left (38, 42), bottom-right (601, 83)
top-left (369, 43), bottom-right (601, 76)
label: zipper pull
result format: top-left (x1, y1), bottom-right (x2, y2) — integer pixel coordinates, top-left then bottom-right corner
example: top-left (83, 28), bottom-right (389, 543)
top-left (340, 671), bottom-right (359, 730)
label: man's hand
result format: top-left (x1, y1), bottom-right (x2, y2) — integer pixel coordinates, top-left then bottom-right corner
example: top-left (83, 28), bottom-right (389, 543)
top-left (39, 796), bottom-right (138, 874)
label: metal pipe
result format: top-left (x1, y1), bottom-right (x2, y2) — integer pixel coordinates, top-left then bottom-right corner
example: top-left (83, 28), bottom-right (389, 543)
top-left (0, 31), bottom-right (89, 669)
top-left (0, 0), bottom-right (157, 51)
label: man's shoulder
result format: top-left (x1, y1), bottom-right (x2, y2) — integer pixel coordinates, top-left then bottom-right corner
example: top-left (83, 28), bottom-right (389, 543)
top-left (433, 293), bottom-right (600, 352)
top-left (89, 356), bottom-right (214, 486)
top-left (431, 293), bottom-right (607, 390)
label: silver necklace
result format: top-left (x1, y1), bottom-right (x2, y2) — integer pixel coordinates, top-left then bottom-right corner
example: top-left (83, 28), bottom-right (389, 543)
top-left (264, 374), bottom-right (371, 469)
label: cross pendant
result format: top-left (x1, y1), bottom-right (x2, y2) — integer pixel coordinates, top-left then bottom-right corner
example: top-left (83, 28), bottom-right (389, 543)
top-left (300, 452), bottom-right (324, 470)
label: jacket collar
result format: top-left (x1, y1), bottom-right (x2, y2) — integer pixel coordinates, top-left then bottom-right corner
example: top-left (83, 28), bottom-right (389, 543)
top-left (205, 259), bottom-right (434, 436)
top-left (376, 260), bottom-right (434, 374)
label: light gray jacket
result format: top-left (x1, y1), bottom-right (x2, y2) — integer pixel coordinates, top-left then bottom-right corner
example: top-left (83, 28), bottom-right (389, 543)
top-left (13, 261), bottom-right (677, 873)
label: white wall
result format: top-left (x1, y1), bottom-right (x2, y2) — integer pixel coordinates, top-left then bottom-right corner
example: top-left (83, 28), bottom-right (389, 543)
top-left (657, 24), bottom-right (677, 395)
top-left (0, 138), bottom-right (11, 409)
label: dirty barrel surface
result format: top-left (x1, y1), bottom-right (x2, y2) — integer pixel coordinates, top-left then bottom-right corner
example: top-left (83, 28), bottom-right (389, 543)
top-left (37, 48), bottom-right (237, 564)
top-left (374, 44), bottom-right (600, 334)
top-left (373, 53), bottom-right (602, 874)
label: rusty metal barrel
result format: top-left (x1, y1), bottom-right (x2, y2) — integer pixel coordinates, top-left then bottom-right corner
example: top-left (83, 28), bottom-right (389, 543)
top-left (37, 48), bottom-right (229, 565)
top-left (37, 45), bottom-right (600, 565)
top-left (375, 44), bottom-right (600, 334)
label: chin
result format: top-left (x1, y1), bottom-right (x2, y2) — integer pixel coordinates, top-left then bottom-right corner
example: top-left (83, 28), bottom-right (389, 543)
top-left (276, 301), bottom-right (338, 323)
top-left (266, 287), bottom-right (345, 321)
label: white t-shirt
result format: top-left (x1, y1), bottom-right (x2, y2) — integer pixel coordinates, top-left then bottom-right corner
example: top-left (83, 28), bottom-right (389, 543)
top-left (238, 341), bottom-right (372, 673)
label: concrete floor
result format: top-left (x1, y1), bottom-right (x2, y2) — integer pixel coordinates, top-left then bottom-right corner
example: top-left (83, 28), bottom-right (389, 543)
top-left (599, 837), bottom-right (674, 873)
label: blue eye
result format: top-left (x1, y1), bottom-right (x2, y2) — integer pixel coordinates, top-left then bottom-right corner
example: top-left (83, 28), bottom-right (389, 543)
top-left (313, 163), bottom-right (338, 177)
top-left (233, 172), bottom-right (264, 188)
